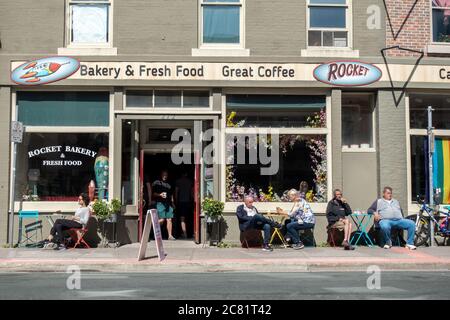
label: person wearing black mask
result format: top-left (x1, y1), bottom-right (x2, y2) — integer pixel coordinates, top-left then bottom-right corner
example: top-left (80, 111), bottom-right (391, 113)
top-left (326, 189), bottom-right (354, 250)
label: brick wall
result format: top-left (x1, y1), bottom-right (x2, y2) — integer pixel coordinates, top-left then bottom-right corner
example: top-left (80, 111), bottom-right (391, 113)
top-left (385, 0), bottom-right (430, 56)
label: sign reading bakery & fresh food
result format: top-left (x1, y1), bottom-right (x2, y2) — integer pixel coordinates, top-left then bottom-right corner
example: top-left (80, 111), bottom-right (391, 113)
top-left (313, 60), bottom-right (382, 86)
top-left (11, 56), bottom-right (80, 85)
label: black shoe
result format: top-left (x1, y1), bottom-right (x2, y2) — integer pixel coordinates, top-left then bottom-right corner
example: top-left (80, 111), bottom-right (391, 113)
top-left (54, 244), bottom-right (66, 251)
top-left (292, 242), bottom-right (305, 250)
top-left (262, 244), bottom-right (273, 252)
top-left (274, 222), bottom-right (283, 229)
top-left (344, 244), bottom-right (355, 250)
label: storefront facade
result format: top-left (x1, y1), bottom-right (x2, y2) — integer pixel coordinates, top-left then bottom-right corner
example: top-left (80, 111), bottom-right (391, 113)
top-left (1, 0), bottom-right (450, 245)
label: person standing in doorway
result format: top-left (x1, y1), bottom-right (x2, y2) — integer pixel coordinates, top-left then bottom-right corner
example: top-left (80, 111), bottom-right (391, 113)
top-left (152, 170), bottom-right (176, 240)
top-left (175, 171), bottom-right (193, 239)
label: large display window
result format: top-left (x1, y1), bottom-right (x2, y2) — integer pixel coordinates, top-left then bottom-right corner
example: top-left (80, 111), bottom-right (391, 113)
top-left (225, 94), bottom-right (328, 203)
top-left (16, 133), bottom-right (109, 202)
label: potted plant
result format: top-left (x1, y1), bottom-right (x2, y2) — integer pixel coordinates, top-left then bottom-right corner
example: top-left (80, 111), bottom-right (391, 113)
top-left (92, 200), bottom-right (110, 220)
top-left (202, 198), bottom-right (224, 223)
top-left (107, 198), bottom-right (122, 223)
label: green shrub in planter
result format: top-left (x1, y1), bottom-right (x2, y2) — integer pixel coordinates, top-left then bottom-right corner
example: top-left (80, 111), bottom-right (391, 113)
top-left (92, 200), bottom-right (110, 220)
top-left (202, 198), bottom-right (224, 222)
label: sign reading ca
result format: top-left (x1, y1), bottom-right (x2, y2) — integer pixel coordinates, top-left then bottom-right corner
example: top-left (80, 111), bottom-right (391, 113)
top-left (11, 56), bottom-right (80, 85)
top-left (313, 60), bottom-right (382, 86)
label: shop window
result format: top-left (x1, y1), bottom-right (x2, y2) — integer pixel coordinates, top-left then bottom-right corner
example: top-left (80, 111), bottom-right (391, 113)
top-left (125, 90), bottom-right (210, 108)
top-left (307, 0), bottom-right (349, 47)
top-left (201, 0), bottom-right (243, 45)
top-left (410, 136), bottom-right (450, 204)
top-left (154, 90), bottom-right (182, 108)
top-left (432, 0), bottom-right (450, 43)
top-left (16, 133), bottom-right (109, 202)
top-left (126, 90), bottom-right (153, 108)
top-left (68, 0), bottom-right (111, 45)
top-left (226, 95), bottom-right (326, 128)
top-left (342, 94), bottom-right (374, 149)
top-left (410, 94), bottom-right (450, 129)
top-left (17, 92), bottom-right (110, 127)
top-left (226, 134), bottom-right (327, 203)
top-left (183, 91), bottom-right (210, 107)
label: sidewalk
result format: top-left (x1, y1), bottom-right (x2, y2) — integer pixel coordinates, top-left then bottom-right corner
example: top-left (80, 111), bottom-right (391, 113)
top-left (1, 241), bottom-right (450, 273)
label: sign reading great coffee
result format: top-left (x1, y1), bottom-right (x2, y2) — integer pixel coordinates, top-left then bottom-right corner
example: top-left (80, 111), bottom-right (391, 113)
top-left (10, 59), bottom-right (450, 84)
top-left (313, 61), bottom-right (382, 86)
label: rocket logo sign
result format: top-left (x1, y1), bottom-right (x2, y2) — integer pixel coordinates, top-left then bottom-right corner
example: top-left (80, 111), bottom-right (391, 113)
top-left (11, 56), bottom-right (80, 85)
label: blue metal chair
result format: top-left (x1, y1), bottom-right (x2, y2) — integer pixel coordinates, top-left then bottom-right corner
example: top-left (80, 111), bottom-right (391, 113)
top-left (18, 210), bottom-right (42, 247)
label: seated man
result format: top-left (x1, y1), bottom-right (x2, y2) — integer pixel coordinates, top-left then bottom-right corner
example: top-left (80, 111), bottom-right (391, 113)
top-left (367, 186), bottom-right (416, 250)
top-left (326, 189), bottom-right (355, 250)
top-left (281, 191), bottom-right (316, 250)
top-left (236, 195), bottom-right (281, 252)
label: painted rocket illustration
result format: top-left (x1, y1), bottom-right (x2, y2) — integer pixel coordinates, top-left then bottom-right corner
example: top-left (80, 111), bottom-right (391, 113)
top-left (19, 61), bottom-right (69, 83)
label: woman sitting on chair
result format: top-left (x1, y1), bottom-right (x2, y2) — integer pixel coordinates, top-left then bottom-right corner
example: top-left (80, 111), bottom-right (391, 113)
top-left (46, 193), bottom-right (91, 251)
top-left (277, 190), bottom-right (315, 250)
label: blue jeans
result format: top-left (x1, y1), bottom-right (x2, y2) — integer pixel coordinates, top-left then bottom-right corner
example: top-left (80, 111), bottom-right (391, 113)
top-left (286, 221), bottom-right (315, 244)
top-left (248, 214), bottom-right (273, 245)
top-left (379, 218), bottom-right (415, 245)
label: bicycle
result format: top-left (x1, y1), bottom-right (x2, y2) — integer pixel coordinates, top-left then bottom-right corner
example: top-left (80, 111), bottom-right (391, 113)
top-left (406, 196), bottom-right (450, 247)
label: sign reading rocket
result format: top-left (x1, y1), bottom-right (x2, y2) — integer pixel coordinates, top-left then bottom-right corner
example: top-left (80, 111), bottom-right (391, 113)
top-left (313, 60), bottom-right (382, 86)
top-left (11, 56), bottom-right (80, 85)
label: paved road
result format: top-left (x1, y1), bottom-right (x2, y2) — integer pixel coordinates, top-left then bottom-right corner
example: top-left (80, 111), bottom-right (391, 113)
top-left (0, 271), bottom-right (449, 300)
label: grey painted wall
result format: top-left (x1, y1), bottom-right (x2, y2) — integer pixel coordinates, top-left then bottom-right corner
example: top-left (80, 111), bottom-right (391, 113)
top-left (0, 87), bottom-right (10, 244)
top-left (377, 90), bottom-right (408, 211)
top-left (331, 89), bottom-right (343, 191)
top-left (342, 152), bottom-right (378, 210)
top-left (0, 0), bottom-right (385, 57)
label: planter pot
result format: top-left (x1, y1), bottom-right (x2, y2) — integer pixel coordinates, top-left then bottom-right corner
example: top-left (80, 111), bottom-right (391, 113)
top-left (106, 213), bottom-right (118, 223)
top-left (206, 216), bottom-right (221, 223)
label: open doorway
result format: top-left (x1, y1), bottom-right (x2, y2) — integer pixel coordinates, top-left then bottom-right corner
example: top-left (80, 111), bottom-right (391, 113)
top-left (143, 152), bottom-right (195, 240)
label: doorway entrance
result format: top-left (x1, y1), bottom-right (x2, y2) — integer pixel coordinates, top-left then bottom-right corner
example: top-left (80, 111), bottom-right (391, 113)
top-left (143, 152), bottom-right (195, 239)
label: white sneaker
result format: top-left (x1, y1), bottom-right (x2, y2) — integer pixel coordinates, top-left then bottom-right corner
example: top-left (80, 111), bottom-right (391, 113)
top-left (383, 244), bottom-right (391, 249)
top-left (406, 244), bottom-right (417, 250)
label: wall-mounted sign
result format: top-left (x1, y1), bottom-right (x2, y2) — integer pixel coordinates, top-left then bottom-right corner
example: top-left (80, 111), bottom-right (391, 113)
top-left (313, 60), bottom-right (382, 86)
top-left (11, 56), bottom-right (80, 85)
top-left (28, 145), bottom-right (97, 167)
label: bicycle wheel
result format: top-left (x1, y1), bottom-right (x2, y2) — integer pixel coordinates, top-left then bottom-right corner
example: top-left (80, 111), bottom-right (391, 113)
top-left (407, 215), bottom-right (430, 247)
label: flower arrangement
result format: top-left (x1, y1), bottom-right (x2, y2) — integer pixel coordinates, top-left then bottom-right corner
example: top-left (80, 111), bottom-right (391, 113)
top-left (225, 109), bottom-right (328, 203)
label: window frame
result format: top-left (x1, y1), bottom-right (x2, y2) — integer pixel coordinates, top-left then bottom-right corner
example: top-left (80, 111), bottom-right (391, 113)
top-left (11, 88), bottom-right (114, 213)
top-left (65, 0), bottom-right (114, 49)
top-left (198, 0), bottom-right (246, 49)
top-left (221, 90), bottom-right (332, 212)
top-left (430, 0), bottom-right (450, 45)
top-left (406, 91), bottom-right (450, 214)
top-left (123, 88), bottom-right (213, 111)
top-left (306, 0), bottom-right (353, 49)
top-left (341, 93), bottom-right (376, 152)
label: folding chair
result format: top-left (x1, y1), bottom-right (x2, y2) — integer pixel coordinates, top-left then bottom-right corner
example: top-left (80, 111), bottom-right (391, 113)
top-left (23, 220), bottom-right (43, 247)
top-left (18, 210), bottom-right (42, 247)
top-left (67, 227), bottom-right (90, 249)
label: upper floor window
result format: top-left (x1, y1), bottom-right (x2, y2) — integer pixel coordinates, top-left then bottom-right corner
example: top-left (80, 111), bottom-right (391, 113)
top-left (68, 0), bottom-right (112, 46)
top-left (432, 0), bottom-right (450, 43)
top-left (200, 0), bottom-right (243, 47)
top-left (307, 0), bottom-right (350, 48)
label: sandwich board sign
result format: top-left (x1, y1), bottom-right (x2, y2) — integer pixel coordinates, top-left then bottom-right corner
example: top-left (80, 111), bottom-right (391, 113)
top-left (138, 209), bottom-right (166, 261)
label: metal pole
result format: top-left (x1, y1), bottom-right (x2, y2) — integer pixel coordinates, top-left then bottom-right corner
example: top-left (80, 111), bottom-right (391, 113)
top-left (8, 142), bottom-right (17, 247)
top-left (427, 106), bottom-right (435, 247)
